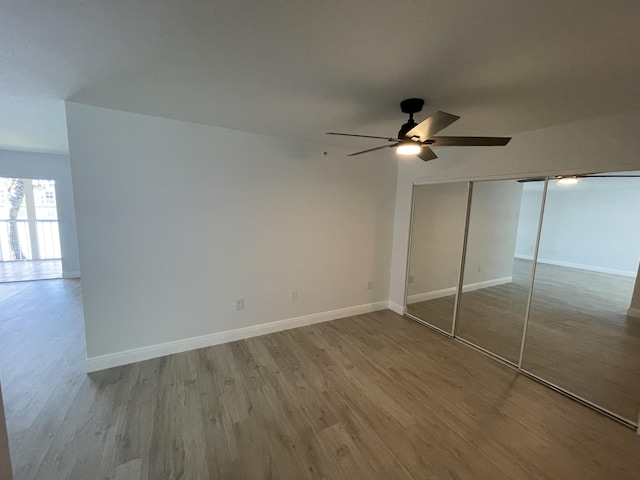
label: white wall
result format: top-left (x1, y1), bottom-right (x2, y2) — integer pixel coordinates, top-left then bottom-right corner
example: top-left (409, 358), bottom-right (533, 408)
top-left (407, 182), bottom-right (468, 297)
top-left (0, 149), bottom-right (80, 278)
top-left (66, 103), bottom-right (397, 367)
top-left (515, 178), bottom-right (640, 276)
top-left (514, 184), bottom-right (544, 259)
top-left (463, 180), bottom-right (523, 285)
top-left (406, 180), bottom-right (523, 303)
top-left (389, 108), bottom-right (640, 307)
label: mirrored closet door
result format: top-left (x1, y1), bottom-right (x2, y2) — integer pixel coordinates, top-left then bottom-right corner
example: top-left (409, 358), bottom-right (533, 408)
top-left (456, 180), bottom-right (544, 364)
top-left (405, 172), bottom-right (640, 428)
top-left (406, 182), bottom-right (469, 334)
top-left (521, 175), bottom-right (640, 424)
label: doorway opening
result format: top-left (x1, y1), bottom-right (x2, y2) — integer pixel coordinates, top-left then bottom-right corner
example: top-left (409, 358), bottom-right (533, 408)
top-left (0, 177), bottom-right (62, 282)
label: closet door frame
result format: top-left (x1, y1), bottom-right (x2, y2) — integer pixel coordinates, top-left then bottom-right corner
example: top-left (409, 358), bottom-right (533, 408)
top-left (404, 170), bottom-right (639, 431)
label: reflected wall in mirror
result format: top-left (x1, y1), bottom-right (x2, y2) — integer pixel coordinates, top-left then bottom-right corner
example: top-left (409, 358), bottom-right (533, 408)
top-left (406, 182), bottom-right (468, 333)
top-left (522, 173), bottom-right (640, 423)
top-left (456, 180), bottom-right (544, 363)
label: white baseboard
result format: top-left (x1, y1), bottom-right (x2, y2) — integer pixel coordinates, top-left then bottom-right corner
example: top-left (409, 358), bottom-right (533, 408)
top-left (62, 270), bottom-right (81, 279)
top-left (515, 254), bottom-right (636, 277)
top-left (86, 300), bottom-right (389, 372)
top-left (407, 287), bottom-right (457, 304)
top-left (407, 276), bottom-right (512, 304)
top-left (628, 307), bottom-right (640, 319)
top-left (462, 276), bottom-right (512, 293)
top-left (388, 301), bottom-right (405, 315)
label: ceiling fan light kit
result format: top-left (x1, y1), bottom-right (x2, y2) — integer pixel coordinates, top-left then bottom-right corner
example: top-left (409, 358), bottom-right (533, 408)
top-left (396, 141), bottom-right (422, 155)
top-left (327, 98), bottom-right (512, 161)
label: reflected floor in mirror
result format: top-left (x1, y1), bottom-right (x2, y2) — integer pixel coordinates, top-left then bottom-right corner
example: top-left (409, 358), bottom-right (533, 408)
top-left (406, 258), bottom-right (534, 355)
top-left (524, 261), bottom-right (639, 422)
top-left (407, 258), bottom-right (640, 422)
top-left (406, 295), bottom-right (456, 333)
top-left (456, 258), bottom-right (533, 363)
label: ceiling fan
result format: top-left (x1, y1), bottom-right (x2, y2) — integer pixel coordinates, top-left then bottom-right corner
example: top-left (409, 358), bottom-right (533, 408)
top-left (327, 98), bottom-right (511, 161)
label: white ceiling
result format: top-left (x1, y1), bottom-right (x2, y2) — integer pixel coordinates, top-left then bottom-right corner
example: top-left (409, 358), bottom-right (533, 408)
top-left (1, 0), bottom-right (639, 155)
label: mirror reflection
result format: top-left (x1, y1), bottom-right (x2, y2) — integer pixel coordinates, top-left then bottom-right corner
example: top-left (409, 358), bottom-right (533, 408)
top-left (522, 173), bottom-right (640, 422)
top-left (456, 180), bottom-right (544, 363)
top-left (405, 172), bottom-right (640, 427)
top-left (406, 182), bottom-right (468, 333)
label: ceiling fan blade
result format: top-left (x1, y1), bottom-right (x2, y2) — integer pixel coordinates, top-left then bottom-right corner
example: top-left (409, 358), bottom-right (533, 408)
top-left (347, 143), bottom-right (399, 157)
top-left (417, 146), bottom-right (438, 162)
top-left (406, 111), bottom-right (460, 141)
top-left (327, 132), bottom-right (398, 141)
top-left (430, 136), bottom-right (511, 146)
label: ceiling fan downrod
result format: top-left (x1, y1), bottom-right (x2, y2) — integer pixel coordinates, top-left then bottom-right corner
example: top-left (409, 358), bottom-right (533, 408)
top-left (398, 98), bottom-right (424, 139)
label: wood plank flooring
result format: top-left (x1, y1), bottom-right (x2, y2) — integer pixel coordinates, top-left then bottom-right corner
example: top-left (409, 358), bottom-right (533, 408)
top-left (408, 259), bottom-right (640, 422)
top-left (0, 260), bottom-right (62, 283)
top-left (1, 280), bottom-right (640, 479)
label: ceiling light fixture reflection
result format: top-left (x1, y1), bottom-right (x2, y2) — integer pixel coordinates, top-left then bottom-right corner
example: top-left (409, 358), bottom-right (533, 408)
top-left (396, 141), bottom-right (421, 156)
top-left (558, 176), bottom-right (579, 186)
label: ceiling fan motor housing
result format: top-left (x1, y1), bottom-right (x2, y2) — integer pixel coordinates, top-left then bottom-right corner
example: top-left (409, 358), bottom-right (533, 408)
top-left (400, 98), bottom-right (425, 114)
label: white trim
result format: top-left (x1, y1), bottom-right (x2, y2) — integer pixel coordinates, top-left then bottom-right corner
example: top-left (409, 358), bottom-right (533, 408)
top-left (62, 270), bottom-right (81, 279)
top-left (86, 301), bottom-right (389, 372)
top-left (411, 163), bottom-right (640, 186)
top-left (454, 276), bottom-right (511, 293)
top-left (408, 287), bottom-right (457, 304)
top-left (388, 301), bottom-right (405, 315)
top-left (407, 276), bottom-right (512, 304)
top-left (515, 254), bottom-right (637, 277)
top-left (628, 307), bottom-right (640, 319)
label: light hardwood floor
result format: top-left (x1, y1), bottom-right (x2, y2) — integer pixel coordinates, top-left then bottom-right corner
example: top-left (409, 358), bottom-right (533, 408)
top-left (1, 280), bottom-right (640, 479)
top-left (0, 260), bottom-right (62, 283)
top-left (409, 259), bottom-right (640, 423)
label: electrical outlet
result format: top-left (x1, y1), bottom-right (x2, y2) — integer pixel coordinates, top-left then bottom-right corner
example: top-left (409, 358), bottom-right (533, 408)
top-left (408, 275), bottom-right (414, 284)
top-left (367, 281), bottom-right (373, 290)
top-left (290, 290), bottom-right (297, 301)
top-left (235, 298), bottom-right (244, 310)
